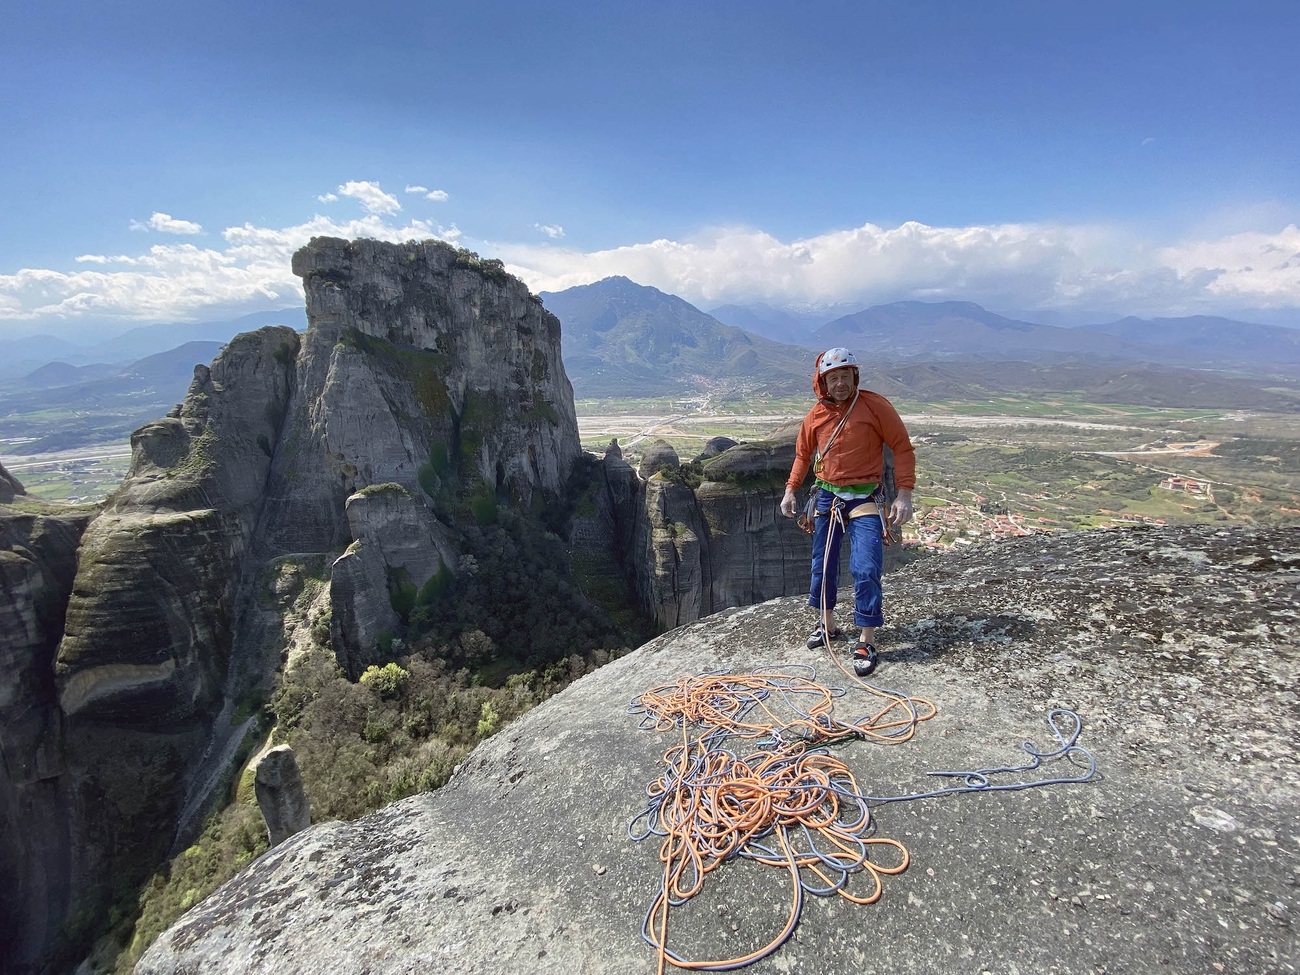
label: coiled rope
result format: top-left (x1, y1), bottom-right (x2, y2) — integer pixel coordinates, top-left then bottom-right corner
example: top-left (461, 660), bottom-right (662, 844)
top-left (627, 666), bottom-right (1096, 972)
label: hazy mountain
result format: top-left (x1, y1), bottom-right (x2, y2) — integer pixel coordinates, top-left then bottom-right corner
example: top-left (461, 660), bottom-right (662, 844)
top-left (0, 309), bottom-right (305, 380)
top-left (1079, 315), bottom-right (1300, 369)
top-left (540, 277), bottom-right (816, 396)
top-left (0, 341), bottom-right (226, 452)
top-left (805, 299), bottom-right (1300, 378)
top-left (18, 361), bottom-right (123, 389)
top-left (537, 281), bottom-right (1300, 404)
top-left (77, 309), bottom-right (306, 363)
top-left (0, 335), bottom-right (110, 380)
top-left (707, 302), bottom-right (862, 343)
top-left (809, 301), bottom-right (1146, 362)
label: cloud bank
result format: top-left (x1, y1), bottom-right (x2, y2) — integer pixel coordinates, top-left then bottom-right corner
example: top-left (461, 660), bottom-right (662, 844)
top-left (2, 204), bottom-right (1299, 336)
top-left (2, 214), bottom-right (459, 327)
top-left (499, 220), bottom-right (1300, 321)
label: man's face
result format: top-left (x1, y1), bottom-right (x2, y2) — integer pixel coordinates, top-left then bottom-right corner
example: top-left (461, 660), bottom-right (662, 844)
top-left (824, 366), bottom-right (856, 403)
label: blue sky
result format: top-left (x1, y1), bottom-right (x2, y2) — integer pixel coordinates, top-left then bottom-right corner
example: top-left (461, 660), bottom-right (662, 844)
top-left (3, 1), bottom-right (1298, 338)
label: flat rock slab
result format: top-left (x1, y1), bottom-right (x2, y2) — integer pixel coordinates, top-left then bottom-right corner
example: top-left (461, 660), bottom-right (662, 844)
top-left (139, 526), bottom-right (1298, 975)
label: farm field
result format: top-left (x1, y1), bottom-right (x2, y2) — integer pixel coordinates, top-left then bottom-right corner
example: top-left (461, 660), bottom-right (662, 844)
top-left (1, 441), bottom-right (133, 503)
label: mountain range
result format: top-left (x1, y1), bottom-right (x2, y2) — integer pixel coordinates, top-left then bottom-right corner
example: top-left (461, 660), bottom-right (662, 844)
top-left (707, 301), bottom-right (863, 342)
top-left (0, 309), bottom-right (306, 380)
top-left (808, 300), bottom-right (1300, 375)
top-left (0, 341), bottom-right (227, 452)
top-left (4, 281), bottom-right (1300, 447)
top-left (539, 277), bottom-right (812, 397)
top-left (540, 278), bottom-right (1300, 408)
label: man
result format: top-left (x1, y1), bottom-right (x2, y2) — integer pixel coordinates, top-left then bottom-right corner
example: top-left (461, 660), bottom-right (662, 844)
top-left (780, 348), bottom-right (915, 676)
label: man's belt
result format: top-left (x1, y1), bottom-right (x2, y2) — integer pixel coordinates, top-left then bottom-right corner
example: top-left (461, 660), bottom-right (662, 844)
top-left (796, 497), bottom-right (889, 536)
top-left (816, 502), bottom-right (880, 518)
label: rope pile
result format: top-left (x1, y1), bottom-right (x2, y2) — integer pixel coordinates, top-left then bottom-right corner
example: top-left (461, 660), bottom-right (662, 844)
top-left (627, 666), bottom-right (1095, 972)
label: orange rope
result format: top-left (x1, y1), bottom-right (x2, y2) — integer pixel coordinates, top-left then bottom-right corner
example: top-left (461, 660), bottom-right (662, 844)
top-left (631, 668), bottom-right (934, 971)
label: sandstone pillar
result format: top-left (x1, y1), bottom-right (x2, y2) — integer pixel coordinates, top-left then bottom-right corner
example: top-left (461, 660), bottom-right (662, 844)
top-left (254, 745), bottom-right (311, 846)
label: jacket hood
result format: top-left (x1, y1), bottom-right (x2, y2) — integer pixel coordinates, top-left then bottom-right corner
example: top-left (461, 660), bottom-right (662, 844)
top-left (811, 350), bottom-right (859, 402)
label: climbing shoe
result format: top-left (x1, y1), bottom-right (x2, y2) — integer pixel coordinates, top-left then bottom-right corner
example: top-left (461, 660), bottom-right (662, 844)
top-left (807, 623), bottom-right (845, 649)
top-left (852, 642), bottom-right (879, 677)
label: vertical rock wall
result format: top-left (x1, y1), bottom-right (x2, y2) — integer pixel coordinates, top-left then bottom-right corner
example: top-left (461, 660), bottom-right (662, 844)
top-left (45, 326), bottom-right (299, 964)
top-left (259, 238), bottom-right (580, 557)
top-left (599, 437), bottom-right (900, 632)
top-left (0, 483), bottom-right (94, 970)
top-left (3, 238), bottom-right (590, 970)
top-left (260, 238), bottom-right (582, 674)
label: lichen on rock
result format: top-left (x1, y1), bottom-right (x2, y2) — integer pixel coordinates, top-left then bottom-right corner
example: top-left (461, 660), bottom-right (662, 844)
top-left (135, 524), bottom-right (1299, 975)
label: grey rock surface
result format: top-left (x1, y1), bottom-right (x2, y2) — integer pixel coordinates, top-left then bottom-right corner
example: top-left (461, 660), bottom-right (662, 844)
top-left (33, 328), bottom-right (299, 964)
top-left (253, 745), bottom-right (311, 846)
top-left (330, 485), bottom-right (459, 675)
top-left (0, 496), bottom-right (95, 968)
top-left (138, 525), bottom-right (1299, 975)
top-left (605, 433), bottom-right (907, 631)
top-left (637, 438), bottom-right (680, 479)
top-left (632, 475), bottom-right (712, 629)
top-left (259, 237), bottom-right (580, 555)
top-left (2, 238), bottom-right (592, 971)
top-left (57, 328), bottom-right (298, 723)
top-left (693, 435), bottom-right (738, 461)
top-left (0, 460), bottom-right (24, 502)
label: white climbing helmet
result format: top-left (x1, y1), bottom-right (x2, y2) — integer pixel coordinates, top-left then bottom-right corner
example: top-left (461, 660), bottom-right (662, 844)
top-left (818, 347), bottom-right (857, 375)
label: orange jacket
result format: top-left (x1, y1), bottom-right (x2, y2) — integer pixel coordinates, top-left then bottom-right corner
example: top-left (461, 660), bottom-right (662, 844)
top-left (786, 363), bottom-right (916, 493)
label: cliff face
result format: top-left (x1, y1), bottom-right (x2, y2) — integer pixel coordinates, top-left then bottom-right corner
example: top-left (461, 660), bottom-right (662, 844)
top-left (37, 327), bottom-right (299, 964)
top-left (0, 473), bottom-right (95, 969)
top-left (270, 238), bottom-right (581, 673)
top-left (596, 436), bottom-right (903, 631)
top-left (261, 238), bottom-right (579, 557)
top-left (135, 525), bottom-right (1299, 975)
top-left (1, 237), bottom-right (586, 973)
top-left (58, 328), bottom-right (298, 724)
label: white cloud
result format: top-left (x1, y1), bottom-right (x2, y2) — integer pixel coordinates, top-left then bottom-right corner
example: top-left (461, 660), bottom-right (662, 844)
top-left (496, 220), bottom-right (1300, 319)
top-left (336, 181), bottom-right (401, 214)
top-left (1159, 224), bottom-right (1300, 304)
top-left (4, 213), bottom-right (1299, 335)
top-left (317, 193), bottom-right (338, 203)
top-left (534, 223), bottom-right (565, 239)
top-left (129, 212), bottom-right (203, 235)
top-left (0, 214), bottom-right (458, 326)
top-left (406, 184), bottom-right (449, 202)
top-left (1141, 137), bottom-right (1155, 146)
top-left (75, 254), bottom-right (139, 265)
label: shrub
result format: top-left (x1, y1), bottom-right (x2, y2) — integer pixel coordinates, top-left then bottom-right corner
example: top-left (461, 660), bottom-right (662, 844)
top-left (355, 482), bottom-right (409, 498)
top-left (477, 701), bottom-right (499, 737)
top-left (359, 662), bottom-right (409, 700)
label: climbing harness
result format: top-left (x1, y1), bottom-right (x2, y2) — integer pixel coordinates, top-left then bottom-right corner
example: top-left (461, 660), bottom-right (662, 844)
top-left (627, 669), bottom-right (1096, 972)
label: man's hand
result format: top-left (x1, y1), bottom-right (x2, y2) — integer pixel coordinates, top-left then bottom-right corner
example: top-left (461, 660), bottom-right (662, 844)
top-left (889, 488), bottom-right (913, 527)
top-left (780, 488), bottom-right (798, 518)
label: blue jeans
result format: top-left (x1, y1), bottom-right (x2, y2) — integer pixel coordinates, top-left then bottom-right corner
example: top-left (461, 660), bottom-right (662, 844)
top-left (807, 488), bottom-right (885, 628)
